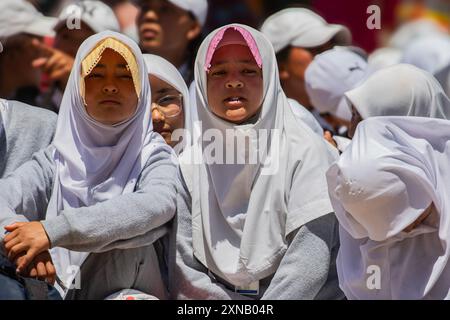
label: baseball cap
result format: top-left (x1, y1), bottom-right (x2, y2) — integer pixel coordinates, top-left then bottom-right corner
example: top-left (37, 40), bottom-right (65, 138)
top-left (0, 0), bottom-right (57, 39)
top-left (305, 47), bottom-right (371, 121)
top-left (261, 8), bottom-right (352, 53)
top-left (55, 1), bottom-right (120, 34)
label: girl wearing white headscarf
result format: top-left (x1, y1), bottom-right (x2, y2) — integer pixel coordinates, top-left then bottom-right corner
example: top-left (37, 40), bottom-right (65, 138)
top-left (346, 64), bottom-right (450, 138)
top-left (172, 24), bottom-right (343, 300)
top-left (143, 54), bottom-right (193, 154)
top-left (327, 116), bottom-right (450, 299)
top-left (0, 31), bottom-right (178, 299)
top-left (401, 35), bottom-right (450, 76)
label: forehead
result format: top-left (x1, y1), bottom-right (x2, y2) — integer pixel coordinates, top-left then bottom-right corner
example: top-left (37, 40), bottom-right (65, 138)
top-left (210, 44), bottom-right (258, 66)
top-left (149, 74), bottom-right (178, 92)
top-left (95, 48), bottom-right (128, 66)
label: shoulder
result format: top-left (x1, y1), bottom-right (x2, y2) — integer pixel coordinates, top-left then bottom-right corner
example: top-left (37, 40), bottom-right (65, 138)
top-left (7, 100), bottom-right (57, 129)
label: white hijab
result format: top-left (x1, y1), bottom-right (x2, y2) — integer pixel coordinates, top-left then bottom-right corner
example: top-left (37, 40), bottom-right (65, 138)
top-left (47, 31), bottom-right (167, 294)
top-left (181, 24), bottom-right (335, 286)
top-left (143, 54), bottom-right (193, 154)
top-left (346, 64), bottom-right (450, 119)
top-left (401, 35), bottom-right (450, 75)
top-left (435, 63), bottom-right (450, 98)
top-left (327, 116), bottom-right (450, 299)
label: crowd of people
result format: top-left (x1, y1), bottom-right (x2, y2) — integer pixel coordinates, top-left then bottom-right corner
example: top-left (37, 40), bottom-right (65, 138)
top-left (0, 0), bottom-right (450, 300)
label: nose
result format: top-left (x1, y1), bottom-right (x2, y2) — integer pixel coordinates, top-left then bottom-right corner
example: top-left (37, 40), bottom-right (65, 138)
top-left (225, 79), bottom-right (244, 89)
top-left (102, 84), bottom-right (118, 94)
top-left (152, 106), bottom-right (165, 122)
top-left (142, 9), bottom-right (158, 22)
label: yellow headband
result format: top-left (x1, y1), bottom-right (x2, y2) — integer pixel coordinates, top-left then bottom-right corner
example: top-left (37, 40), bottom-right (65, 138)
top-left (80, 37), bottom-right (141, 100)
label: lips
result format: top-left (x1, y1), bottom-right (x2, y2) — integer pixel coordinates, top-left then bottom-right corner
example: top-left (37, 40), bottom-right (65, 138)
top-left (223, 96), bottom-right (246, 109)
top-left (140, 24), bottom-right (159, 40)
top-left (100, 99), bottom-right (121, 106)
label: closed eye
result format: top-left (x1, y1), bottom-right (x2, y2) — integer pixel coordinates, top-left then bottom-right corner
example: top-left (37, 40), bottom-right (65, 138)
top-left (87, 73), bottom-right (104, 79)
top-left (242, 69), bottom-right (257, 75)
top-left (211, 70), bottom-right (226, 77)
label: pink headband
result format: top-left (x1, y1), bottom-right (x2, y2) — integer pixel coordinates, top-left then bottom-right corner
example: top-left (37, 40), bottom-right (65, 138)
top-left (204, 26), bottom-right (263, 72)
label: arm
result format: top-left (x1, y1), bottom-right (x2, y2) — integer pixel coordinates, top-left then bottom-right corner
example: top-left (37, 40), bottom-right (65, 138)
top-left (41, 147), bottom-right (177, 253)
top-left (262, 213), bottom-right (344, 300)
top-left (0, 147), bottom-right (55, 240)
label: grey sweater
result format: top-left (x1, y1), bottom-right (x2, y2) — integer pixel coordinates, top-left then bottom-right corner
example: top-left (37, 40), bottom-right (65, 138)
top-left (0, 100), bottom-right (56, 178)
top-left (0, 146), bottom-right (178, 254)
top-left (163, 170), bottom-right (345, 300)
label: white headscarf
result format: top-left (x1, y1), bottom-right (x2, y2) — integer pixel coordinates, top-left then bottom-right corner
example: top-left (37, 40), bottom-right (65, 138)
top-left (143, 54), bottom-right (193, 154)
top-left (0, 99), bottom-right (7, 141)
top-left (346, 64), bottom-right (450, 119)
top-left (388, 19), bottom-right (447, 50)
top-left (181, 24), bottom-right (335, 286)
top-left (401, 35), bottom-right (450, 75)
top-left (435, 63), bottom-right (450, 98)
top-left (327, 116), bottom-right (450, 299)
top-left (47, 31), bottom-right (168, 294)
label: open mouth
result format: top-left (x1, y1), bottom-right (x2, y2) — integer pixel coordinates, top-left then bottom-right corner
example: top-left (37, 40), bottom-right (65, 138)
top-left (223, 96), bottom-right (246, 109)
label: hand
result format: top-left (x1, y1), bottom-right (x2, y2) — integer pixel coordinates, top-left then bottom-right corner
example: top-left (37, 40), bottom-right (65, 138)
top-left (31, 38), bottom-right (74, 89)
top-left (324, 130), bottom-right (338, 149)
top-left (4, 222), bottom-right (51, 273)
top-left (22, 251), bottom-right (56, 285)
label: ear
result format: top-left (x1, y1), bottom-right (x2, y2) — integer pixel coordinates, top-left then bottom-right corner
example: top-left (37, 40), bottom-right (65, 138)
top-left (187, 21), bottom-right (201, 41)
top-left (279, 63), bottom-right (290, 81)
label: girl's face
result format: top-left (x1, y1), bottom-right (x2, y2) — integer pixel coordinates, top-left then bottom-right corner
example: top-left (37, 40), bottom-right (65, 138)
top-left (207, 44), bottom-right (263, 124)
top-left (348, 104), bottom-right (364, 139)
top-left (149, 74), bottom-right (185, 147)
top-left (137, 0), bottom-right (200, 65)
top-left (84, 48), bottom-right (138, 125)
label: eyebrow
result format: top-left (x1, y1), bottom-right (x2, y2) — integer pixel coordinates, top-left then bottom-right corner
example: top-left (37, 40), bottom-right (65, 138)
top-left (156, 87), bottom-right (178, 95)
top-left (211, 60), bottom-right (257, 66)
top-left (93, 63), bottom-right (128, 69)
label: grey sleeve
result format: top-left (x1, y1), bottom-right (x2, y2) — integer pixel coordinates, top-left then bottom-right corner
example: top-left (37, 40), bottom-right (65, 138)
top-left (41, 147), bottom-right (178, 253)
top-left (0, 147), bottom-right (55, 239)
top-left (261, 213), bottom-right (344, 300)
top-left (168, 170), bottom-right (250, 300)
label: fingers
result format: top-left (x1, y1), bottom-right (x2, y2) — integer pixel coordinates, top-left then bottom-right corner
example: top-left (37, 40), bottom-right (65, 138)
top-left (29, 265), bottom-right (38, 278)
top-left (45, 260), bottom-right (56, 285)
top-left (4, 236), bottom-right (20, 253)
top-left (4, 222), bottom-right (26, 233)
top-left (36, 261), bottom-right (47, 280)
top-left (8, 243), bottom-right (28, 262)
top-left (16, 249), bottom-right (37, 274)
top-left (31, 38), bottom-right (56, 57)
top-left (32, 57), bottom-right (49, 69)
top-left (49, 67), bottom-right (71, 82)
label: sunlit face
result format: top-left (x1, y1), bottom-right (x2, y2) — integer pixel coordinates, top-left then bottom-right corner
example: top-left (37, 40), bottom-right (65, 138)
top-left (207, 44), bottom-right (263, 124)
top-left (348, 104), bottom-right (364, 138)
top-left (84, 48), bottom-right (138, 125)
top-left (137, 0), bottom-right (200, 64)
top-left (54, 22), bottom-right (96, 57)
top-left (149, 74), bottom-right (184, 147)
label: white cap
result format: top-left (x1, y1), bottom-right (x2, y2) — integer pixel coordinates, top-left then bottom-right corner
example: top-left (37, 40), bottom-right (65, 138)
top-left (389, 18), bottom-right (447, 50)
top-left (260, 8), bottom-right (351, 53)
top-left (305, 47), bottom-right (371, 121)
top-left (0, 0), bottom-right (57, 39)
top-left (55, 1), bottom-right (120, 34)
top-left (168, 0), bottom-right (208, 27)
top-left (401, 35), bottom-right (450, 75)
top-left (368, 47), bottom-right (402, 71)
